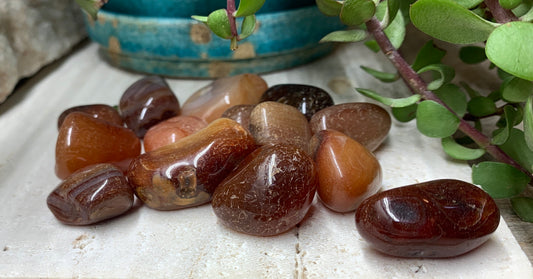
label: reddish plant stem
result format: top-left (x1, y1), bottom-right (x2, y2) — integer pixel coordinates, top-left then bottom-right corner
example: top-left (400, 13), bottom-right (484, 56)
top-left (365, 17), bottom-right (532, 179)
top-left (484, 0), bottom-right (518, 23)
top-left (227, 0), bottom-right (239, 38)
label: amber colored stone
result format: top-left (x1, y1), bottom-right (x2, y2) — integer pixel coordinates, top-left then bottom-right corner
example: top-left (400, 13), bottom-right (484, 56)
top-left (310, 103), bottom-right (391, 152)
top-left (355, 179), bottom-right (500, 258)
top-left (310, 129), bottom-right (382, 213)
top-left (119, 76), bottom-right (181, 138)
top-left (221, 104), bottom-right (255, 131)
top-left (260, 84), bottom-right (334, 120)
top-left (143, 115), bottom-right (207, 152)
top-left (55, 112), bottom-right (141, 179)
top-left (181, 74), bottom-right (268, 123)
top-left (57, 104), bottom-right (123, 129)
top-left (47, 164), bottom-right (134, 225)
top-left (127, 118), bottom-right (256, 210)
top-left (212, 144), bottom-right (317, 236)
top-left (249, 101), bottom-right (312, 154)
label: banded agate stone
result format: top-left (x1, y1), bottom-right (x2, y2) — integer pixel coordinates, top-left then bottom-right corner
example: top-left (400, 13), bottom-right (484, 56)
top-left (355, 179), bottom-right (500, 258)
top-left (143, 115), bottom-right (207, 152)
top-left (57, 104), bottom-right (123, 129)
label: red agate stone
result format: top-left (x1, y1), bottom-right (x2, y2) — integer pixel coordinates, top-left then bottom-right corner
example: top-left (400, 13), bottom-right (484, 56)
top-left (355, 179), bottom-right (500, 258)
top-left (212, 144), bottom-right (317, 236)
top-left (143, 115), bottom-right (207, 152)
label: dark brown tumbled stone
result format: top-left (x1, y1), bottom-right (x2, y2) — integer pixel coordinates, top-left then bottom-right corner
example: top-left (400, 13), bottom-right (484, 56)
top-left (310, 103), bottom-right (391, 152)
top-left (47, 163), bottom-right (134, 225)
top-left (212, 144), bottom-right (317, 236)
top-left (355, 179), bottom-right (500, 258)
top-left (260, 84), bottom-right (334, 120)
top-left (221, 104), bottom-right (255, 131)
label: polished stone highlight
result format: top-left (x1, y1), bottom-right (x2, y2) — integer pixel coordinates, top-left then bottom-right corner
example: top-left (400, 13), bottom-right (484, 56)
top-left (355, 179), bottom-right (500, 258)
top-left (212, 144), bottom-right (317, 236)
top-left (143, 115), bottom-right (207, 152)
top-left (57, 104), bottom-right (123, 129)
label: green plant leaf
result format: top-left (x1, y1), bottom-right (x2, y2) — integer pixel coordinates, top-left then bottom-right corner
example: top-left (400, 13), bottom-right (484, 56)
top-left (511, 197), bottom-right (533, 223)
top-left (411, 41), bottom-right (447, 72)
top-left (340, 0), bottom-right (376, 26)
top-left (499, 0), bottom-right (522, 9)
top-left (416, 100), bottom-right (460, 138)
top-left (452, 0), bottom-right (484, 8)
top-left (207, 9), bottom-right (233, 39)
top-left (467, 96), bottom-right (497, 117)
top-left (360, 66), bottom-right (399, 82)
top-left (472, 161), bottom-right (530, 198)
top-left (316, 0), bottom-right (343, 16)
top-left (519, 4), bottom-right (533, 22)
top-left (459, 46), bottom-right (487, 64)
top-left (460, 82), bottom-right (481, 98)
top-left (417, 64), bottom-right (455, 91)
top-left (442, 136), bottom-right (485, 160)
top-left (356, 88), bottom-right (421, 107)
top-left (434, 84), bottom-right (468, 117)
top-left (191, 15), bottom-right (208, 23)
top-left (239, 15), bottom-right (256, 39)
top-left (234, 0), bottom-right (266, 17)
top-left (499, 128), bottom-right (533, 173)
top-left (486, 22), bottom-right (533, 81)
top-left (364, 40), bottom-right (380, 52)
top-left (492, 105), bottom-right (521, 145)
top-left (524, 96), bottom-right (533, 151)
top-left (501, 77), bottom-right (533, 103)
top-left (320, 29), bottom-right (368, 43)
top-left (392, 104), bottom-right (418, 122)
top-left (410, 0), bottom-right (498, 44)
top-left (377, 2), bottom-right (406, 49)
top-left (387, 0), bottom-right (401, 25)
top-left (75, 0), bottom-right (106, 20)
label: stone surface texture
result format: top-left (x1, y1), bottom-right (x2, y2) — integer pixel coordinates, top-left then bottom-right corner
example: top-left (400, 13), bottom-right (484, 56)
top-left (0, 0), bottom-right (86, 103)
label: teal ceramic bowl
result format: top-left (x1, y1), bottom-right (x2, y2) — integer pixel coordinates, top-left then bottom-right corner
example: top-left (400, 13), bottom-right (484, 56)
top-left (84, 5), bottom-right (345, 77)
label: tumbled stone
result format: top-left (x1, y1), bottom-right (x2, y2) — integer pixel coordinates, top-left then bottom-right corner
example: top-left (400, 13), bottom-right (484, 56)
top-left (57, 104), bottom-right (123, 129)
top-left (249, 101), bottom-right (312, 154)
top-left (260, 84), bottom-right (334, 120)
top-left (127, 118), bottom-right (256, 210)
top-left (310, 129), bottom-right (382, 213)
top-left (55, 112), bottom-right (141, 179)
top-left (143, 115), bottom-right (207, 152)
top-left (221, 104), bottom-right (255, 131)
top-left (47, 163), bottom-right (134, 225)
top-left (119, 76), bottom-right (181, 138)
top-left (181, 74), bottom-right (268, 123)
top-left (355, 179), bottom-right (500, 258)
top-left (310, 103), bottom-right (391, 152)
top-left (212, 144), bottom-right (317, 236)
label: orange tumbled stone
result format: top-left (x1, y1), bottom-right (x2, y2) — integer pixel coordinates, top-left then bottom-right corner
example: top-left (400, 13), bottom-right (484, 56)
top-left (310, 129), bottom-right (382, 212)
top-left (55, 112), bottom-right (141, 179)
top-left (181, 74), bottom-right (268, 123)
top-left (143, 115), bottom-right (207, 152)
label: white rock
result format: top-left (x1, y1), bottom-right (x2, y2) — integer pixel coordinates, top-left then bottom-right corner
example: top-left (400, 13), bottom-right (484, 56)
top-left (0, 0), bottom-right (86, 103)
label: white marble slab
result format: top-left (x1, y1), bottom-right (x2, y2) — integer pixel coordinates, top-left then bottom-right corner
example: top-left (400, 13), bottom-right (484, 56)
top-left (0, 42), bottom-right (531, 278)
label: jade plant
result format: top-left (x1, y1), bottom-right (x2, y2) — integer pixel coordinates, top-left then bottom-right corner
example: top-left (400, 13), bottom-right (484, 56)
top-left (75, 0), bottom-right (533, 223)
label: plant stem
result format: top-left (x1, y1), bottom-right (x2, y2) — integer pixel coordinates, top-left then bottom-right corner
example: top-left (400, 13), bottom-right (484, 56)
top-left (366, 16), bottom-right (532, 179)
top-left (227, 0), bottom-right (239, 39)
top-left (484, 0), bottom-right (518, 23)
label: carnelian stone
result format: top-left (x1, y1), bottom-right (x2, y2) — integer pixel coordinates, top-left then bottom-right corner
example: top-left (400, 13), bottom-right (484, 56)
top-left (55, 112), bottom-right (141, 179)
top-left (355, 179), bottom-right (500, 258)
top-left (57, 104), bottom-right (123, 129)
top-left (143, 115), bottom-right (207, 152)
top-left (181, 74), bottom-right (267, 123)
top-left (212, 144), bottom-right (317, 236)
top-left (311, 129), bottom-right (382, 212)
top-left (47, 164), bottom-right (134, 225)
top-left (221, 104), bottom-right (255, 131)
top-left (127, 118), bottom-right (256, 210)
top-left (119, 76), bottom-right (181, 138)
top-left (310, 103), bottom-right (391, 152)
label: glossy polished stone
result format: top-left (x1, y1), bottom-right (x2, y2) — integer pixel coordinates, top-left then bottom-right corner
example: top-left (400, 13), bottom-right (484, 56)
top-left (310, 103), bottom-right (391, 152)
top-left (249, 101), bottom-right (312, 154)
top-left (181, 74), bottom-right (268, 123)
top-left (212, 144), bottom-right (317, 236)
top-left (119, 76), bottom-right (181, 138)
top-left (311, 129), bottom-right (382, 213)
top-left (221, 104), bottom-right (255, 131)
top-left (47, 164), bottom-right (134, 225)
top-left (55, 112), bottom-right (141, 180)
top-left (57, 104), bottom-right (123, 129)
top-left (355, 179), bottom-right (500, 258)
top-left (143, 115), bottom-right (207, 152)
top-left (127, 118), bottom-right (257, 210)
top-left (260, 84), bottom-right (334, 120)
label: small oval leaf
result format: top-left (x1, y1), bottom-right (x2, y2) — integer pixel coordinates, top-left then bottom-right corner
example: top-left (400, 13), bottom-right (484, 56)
top-left (500, 128), bottom-right (533, 173)
top-left (453, 0), bottom-right (484, 9)
top-left (412, 40), bottom-right (447, 72)
top-left (320, 29), bottom-right (368, 43)
top-left (499, 0), bottom-right (521, 10)
top-left (316, 0), bottom-right (343, 16)
top-left (239, 15), bottom-right (256, 39)
top-left (207, 9), bottom-right (233, 39)
top-left (501, 77), bottom-right (533, 103)
top-left (356, 88), bottom-right (421, 107)
top-left (416, 100), bottom-right (460, 138)
top-left (486, 22), bottom-right (533, 81)
top-left (392, 104), bottom-right (418, 122)
top-left (234, 0), bottom-right (266, 17)
top-left (472, 161), bottom-right (530, 199)
top-left (467, 96), bottom-right (497, 117)
top-left (441, 136), bottom-right (485, 160)
top-left (417, 64), bottom-right (455, 91)
top-left (340, 0), bottom-right (376, 26)
top-left (434, 84), bottom-right (468, 117)
top-left (360, 66), bottom-right (399, 82)
top-left (459, 46), bottom-right (487, 64)
top-left (524, 96), bottom-right (533, 151)
top-left (511, 197), bottom-right (533, 223)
